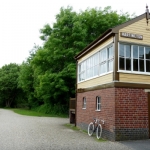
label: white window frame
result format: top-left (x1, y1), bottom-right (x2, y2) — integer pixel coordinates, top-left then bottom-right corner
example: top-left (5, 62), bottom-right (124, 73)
top-left (118, 42), bottom-right (150, 75)
top-left (96, 96), bottom-right (101, 111)
top-left (108, 46), bottom-right (114, 72)
top-left (82, 97), bottom-right (86, 109)
top-left (78, 44), bottom-right (114, 83)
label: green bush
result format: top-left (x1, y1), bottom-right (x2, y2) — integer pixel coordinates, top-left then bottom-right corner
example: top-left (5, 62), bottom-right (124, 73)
top-left (34, 103), bottom-right (68, 116)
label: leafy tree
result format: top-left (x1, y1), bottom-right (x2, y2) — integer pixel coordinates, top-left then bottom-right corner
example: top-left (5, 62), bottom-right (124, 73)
top-left (30, 6), bottom-right (132, 113)
top-left (0, 63), bottom-right (20, 107)
top-left (32, 7), bottom-right (82, 107)
top-left (18, 46), bottom-right (40, 109)
top-left (11, 6), bottom-right (132, 114)
top-left (78, 6), bottom-right (131, 44)
top-left (40, 24), bottom-right (52, 41)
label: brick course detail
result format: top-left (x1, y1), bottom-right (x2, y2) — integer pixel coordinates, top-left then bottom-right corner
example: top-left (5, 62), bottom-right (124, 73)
top-left (76, 87), bottom-right (149, 141)
top-left (115, 88), bottom-right (149, 140)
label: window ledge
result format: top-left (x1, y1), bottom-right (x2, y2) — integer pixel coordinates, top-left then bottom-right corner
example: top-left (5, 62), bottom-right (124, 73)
top-left (95, 110), bottom-right (101, 111)
top-left (118, 70), bottom-right (150, 75)
top-left (82, 108), bottom-right (86, 110)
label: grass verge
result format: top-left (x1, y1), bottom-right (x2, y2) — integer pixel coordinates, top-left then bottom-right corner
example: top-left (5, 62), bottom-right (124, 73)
top-left (64, 123), bottom-right (81, 131)
top-left (64, 123), bottom-right (107, 142)
top-left (9, 108), bottom-right (68, 118)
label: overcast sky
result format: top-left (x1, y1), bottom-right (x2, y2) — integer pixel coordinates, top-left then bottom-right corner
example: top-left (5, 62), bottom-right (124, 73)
top-left (0, 0), bottom-right (149, 67)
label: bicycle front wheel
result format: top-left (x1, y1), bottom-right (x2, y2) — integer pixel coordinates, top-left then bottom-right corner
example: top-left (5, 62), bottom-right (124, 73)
top-left (96, 124), bottom-right (102, 139)
top-left (88, 122), bottom-right (94, 136)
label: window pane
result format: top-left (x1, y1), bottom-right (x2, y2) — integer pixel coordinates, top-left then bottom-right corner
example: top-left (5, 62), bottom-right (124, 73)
top-left (100, 49), bottom-right (107, 62)
top-left (146, 60), bottom-right (150, 72)
top-left (126, 58), bottom-right (131, 71)
top-left (87, 58), bottom-right (89, 69)
top-left (87, 68), bottom-right (93, 78)
top-left (97, 97), bottom-right (100, 103)
top-left (146, 47), bottom-right (150, 59)
top-left (139, 59), bottom-right (144, 72)
top-left (108, 46), bottom-right (113, 59)
top-left (108, 60), bottom-right (113, 71)
top-left (119, 57), bottom-right (125, 70)
top-left (94, 53), bottom-right (99, 65)
top-left (100, 63), bottom-right (107, 74)
top-left (133, 45), bottom-right (138, 58)
top-left (79, 74), bottom-right (81, 81)
top-left (99, 97), bottom-right (101, 104)
top-left (84, 61), bottom-right (86, 70)
top-left (78, 64), bottom-right (81, 73)
top-left (133, 59), bottom-right (138, 71)
top-left (80, 73), bottom-right (82, 81)
top-left (119, 44), bottom-right (124, 57)
top-left (83, 97), bottom-right (86, 108)
top-left (86, 69), bottom-right (90, 79)
top-left (84, 71), bottom-right (86, 79)
top-left (96, 97), bottom-right (100, 110)
top-left (81, 63), bottom-right (83, 71)
top-left (91, 57), bottom-right (94, 67)
top-left (139, 46), bottom-right (144, 59)
top-left (89, 68), bottom-right (93, 78)
top-left (89, 57), bottom-right (92, 68)
top-left (81, 72), bottom-right (85, 81)
top-left (93, 65), bottom-right (99, 76)
top-left (126, 45), bottom-right (131, 58)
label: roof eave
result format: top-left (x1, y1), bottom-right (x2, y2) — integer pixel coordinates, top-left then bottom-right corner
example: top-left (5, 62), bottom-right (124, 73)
top-left (74, 13), bottom-right (146, 60)
top-left (112, 13), bottom-right (146, 33)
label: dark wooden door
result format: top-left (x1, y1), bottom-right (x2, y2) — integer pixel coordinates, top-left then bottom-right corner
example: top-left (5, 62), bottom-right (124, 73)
top-left (148, 93), bottom-right (150, 138)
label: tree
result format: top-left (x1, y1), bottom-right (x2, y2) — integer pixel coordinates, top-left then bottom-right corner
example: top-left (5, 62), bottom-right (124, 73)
top-left (0, 63), bottom-right (20, 107)
top-left (12, 6), bottom-right (132, 114)
top-left (77, 6), bottom-right (132, 45)
top-left (30, 6), bottom-right (132, 113)
top-left (18, 46), bottom-right (40, 109)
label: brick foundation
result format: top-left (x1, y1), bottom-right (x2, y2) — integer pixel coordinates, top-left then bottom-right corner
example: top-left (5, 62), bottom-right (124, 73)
top-left (115, 88), bottom-right (149, 140)
top-left (115, 128), bottom-right (149, 140)
top-left (76, 87), bottom-right (149, 141)
top-left (76, 88), bottom-right (116, 140)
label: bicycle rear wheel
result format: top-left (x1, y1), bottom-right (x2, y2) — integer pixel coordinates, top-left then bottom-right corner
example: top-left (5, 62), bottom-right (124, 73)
top-left (96, 124), bottom-right (102, 139)
top-left (88, 122), bottom-right (94, 136)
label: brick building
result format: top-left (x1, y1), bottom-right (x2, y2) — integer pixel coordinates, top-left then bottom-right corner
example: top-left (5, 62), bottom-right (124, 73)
top-left (74, 10), bottom-right (150, 141)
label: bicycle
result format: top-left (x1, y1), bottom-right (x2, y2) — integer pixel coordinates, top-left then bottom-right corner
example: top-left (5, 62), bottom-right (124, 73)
top-left (88, 118), bottom-right (104, 139)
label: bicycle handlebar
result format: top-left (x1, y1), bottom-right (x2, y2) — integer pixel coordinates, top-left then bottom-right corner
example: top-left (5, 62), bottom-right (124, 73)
top-left (93, 118), bottom-right (105, 124)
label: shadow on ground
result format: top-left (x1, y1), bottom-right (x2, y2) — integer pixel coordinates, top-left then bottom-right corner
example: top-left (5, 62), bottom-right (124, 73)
top-left (120, 139), bottom-right (150, 150)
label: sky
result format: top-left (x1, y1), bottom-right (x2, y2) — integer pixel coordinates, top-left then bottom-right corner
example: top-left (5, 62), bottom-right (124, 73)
top-left (0, 0), bottom-right (149, 67)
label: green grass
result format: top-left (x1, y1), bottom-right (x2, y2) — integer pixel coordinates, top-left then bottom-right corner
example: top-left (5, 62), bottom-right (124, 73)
top-left (64, 123), bottom-right (81, 131)
top-left (64, 123), bottom-right (107, 142)
top-left (9, 108), bottom-right (68, 118)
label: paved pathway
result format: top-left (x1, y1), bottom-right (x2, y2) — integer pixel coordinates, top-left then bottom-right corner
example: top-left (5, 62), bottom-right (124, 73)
top-left (0, 109), bottom-right (149, 150)
top-left (120, 140), bottom-right (150, 150)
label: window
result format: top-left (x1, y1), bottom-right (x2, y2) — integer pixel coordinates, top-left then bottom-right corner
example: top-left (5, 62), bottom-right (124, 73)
top-left (119, 43), bottom-right (150, 73)
top-left (119, 44), bottom-right (131, 71)
top-left (82, 97), bottom-right (86, 109)
top-left (86, 53), bottom-right (99, 79)
top-left (100, 48), bottom-right (107, 74)
top-left (78, 45), bottom-right (113, 82)
top-left (108, 46), bottom-right (114, 72)
top-left (78, 61), bottom-right (86, 81)
top-left (96, 96), bottom-right (101, 111)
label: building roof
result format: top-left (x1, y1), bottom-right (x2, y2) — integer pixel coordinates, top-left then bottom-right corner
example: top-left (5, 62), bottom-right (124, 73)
top-left (74, 13), bottom-right (146, 60)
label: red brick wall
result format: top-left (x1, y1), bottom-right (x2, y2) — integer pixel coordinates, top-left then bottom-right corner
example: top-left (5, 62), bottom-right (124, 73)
top-left (115, 88), bottom-right (148, 129)
top-left (76, 87), bottom-right (149, 140)
top-left (76, 88), bottom-right (116, 139)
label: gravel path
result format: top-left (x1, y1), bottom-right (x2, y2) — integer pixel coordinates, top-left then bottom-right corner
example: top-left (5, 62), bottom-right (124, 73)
top-left (0, 109), bottom-right (134, 150)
